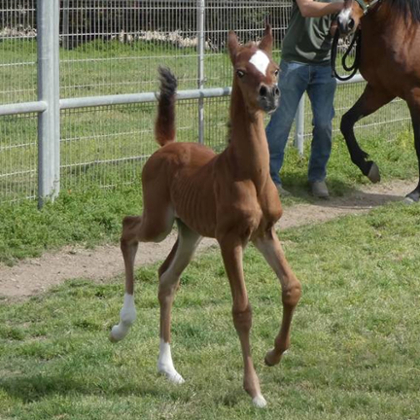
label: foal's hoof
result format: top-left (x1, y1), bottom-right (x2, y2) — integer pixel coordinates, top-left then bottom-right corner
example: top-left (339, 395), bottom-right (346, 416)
top-left (264, 349), bottom-right (282, 367)
top-left (252, 394), bottom-right (267, 408)
top-left (158, 367), bottom-right (185, 384)
top-left (109, 324), bottom-right (127, 342)
top-left (367, 162), bottom-right (380, 184)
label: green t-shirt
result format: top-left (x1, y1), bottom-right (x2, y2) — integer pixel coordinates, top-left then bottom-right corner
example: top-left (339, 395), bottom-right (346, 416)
top-left (282, 0), bottom-right (340, 65)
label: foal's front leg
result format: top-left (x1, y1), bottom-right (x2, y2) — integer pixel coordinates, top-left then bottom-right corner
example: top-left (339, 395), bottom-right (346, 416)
top-left (254, 229), bottom-right (301, 366)
top-left (219, 236), bottom-right (267, 408)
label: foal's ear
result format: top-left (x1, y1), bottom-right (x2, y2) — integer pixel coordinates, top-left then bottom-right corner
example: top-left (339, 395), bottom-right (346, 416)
top-left (259, 24), bottom-right (273, 55)
top-left (227, 30), bottom-right (239, 63)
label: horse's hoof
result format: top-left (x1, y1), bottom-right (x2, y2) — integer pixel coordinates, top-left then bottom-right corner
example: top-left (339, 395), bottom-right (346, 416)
top-left (367, 162), bottom-right (380, 183)
top-left (252, 394), bottom-right (267, 408)
top-left (264, 349), bottom-right (282, 367)
top-left (404, 190), bottom-right (420, 204)
top-left (403, 196), bottom-right (418, 205)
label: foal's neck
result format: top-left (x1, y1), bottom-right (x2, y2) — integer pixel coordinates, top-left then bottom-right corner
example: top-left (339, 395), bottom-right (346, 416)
top-left (226, 80), bottom-right (270, 184)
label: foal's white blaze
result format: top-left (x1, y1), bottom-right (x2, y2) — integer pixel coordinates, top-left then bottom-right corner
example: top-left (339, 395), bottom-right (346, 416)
top-left (249, 50), bottom-right (270, 76)
top-left (157, 339), bottom-right (185, 384)
top-left (338, 7), bottom-right (352, 26)
top-left (110, 293), bottom-right (136, 342)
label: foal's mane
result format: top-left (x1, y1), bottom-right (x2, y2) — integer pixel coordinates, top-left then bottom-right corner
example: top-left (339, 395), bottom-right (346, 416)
top-left (384, 0), bottom-right (420, 22)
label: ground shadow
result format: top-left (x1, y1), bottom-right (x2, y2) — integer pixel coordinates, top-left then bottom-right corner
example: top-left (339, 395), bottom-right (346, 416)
top-left (282, 173), bottom-right (409, 210)
top-left (0, 370), bottom-right (180, 404)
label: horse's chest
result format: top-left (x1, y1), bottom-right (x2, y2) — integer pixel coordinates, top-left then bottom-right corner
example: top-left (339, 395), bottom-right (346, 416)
top-left (221, 199), bottom-right (281, 240)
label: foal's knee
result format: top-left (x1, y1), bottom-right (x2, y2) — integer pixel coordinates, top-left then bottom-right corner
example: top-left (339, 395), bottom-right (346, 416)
top-left (282, 282), bottom-right (302, 308)
top-left (121, 216), bottom-right (141, 244)
top-left (232, 303), bottom-right (253, 333)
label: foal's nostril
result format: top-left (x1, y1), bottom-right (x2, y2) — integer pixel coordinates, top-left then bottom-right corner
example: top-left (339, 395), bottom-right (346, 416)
top-left (274, 86), bottom-right (280, 97)
top-left (259, 85), bottom-right (268, 97)
top-left (348, 18), bottom-right (355, 31)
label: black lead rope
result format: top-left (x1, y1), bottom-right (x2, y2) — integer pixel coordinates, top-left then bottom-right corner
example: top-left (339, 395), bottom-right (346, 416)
top-left (331, 26), bottom-right (362, 81)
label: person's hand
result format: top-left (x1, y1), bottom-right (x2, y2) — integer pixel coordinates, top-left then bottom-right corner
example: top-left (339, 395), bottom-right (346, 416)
top-left (334, 1), bottom-right (345, 14)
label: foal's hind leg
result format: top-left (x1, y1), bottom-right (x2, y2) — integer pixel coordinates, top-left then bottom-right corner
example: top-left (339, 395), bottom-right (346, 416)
top-left (406, 99), bottom-right (420, 202)
top-left (110, 203), bottom-right (175, 342)
top-left (254, 229), bottom-right (301, 367)
top-left (341, 84), bottom-right (394, 183)
top-left (157, 219), bottom-right (202, 383)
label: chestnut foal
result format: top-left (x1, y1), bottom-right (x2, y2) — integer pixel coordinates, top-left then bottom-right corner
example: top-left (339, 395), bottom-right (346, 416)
top-left (110, 26), bottom-right (301, 407)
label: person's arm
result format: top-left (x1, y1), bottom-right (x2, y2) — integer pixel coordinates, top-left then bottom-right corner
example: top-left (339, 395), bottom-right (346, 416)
top-left (295, 0), bottom-right (344, 18)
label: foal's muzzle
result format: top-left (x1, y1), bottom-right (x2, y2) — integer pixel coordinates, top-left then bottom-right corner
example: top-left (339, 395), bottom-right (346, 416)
top-left (258, 84), bottom-right (280, 114)
top-left (337, 15), bottom-right (356, 35)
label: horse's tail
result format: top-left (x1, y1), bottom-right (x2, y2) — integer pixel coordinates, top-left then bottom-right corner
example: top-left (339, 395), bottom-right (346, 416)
top-left (155, 66), bottom-right (178, 147)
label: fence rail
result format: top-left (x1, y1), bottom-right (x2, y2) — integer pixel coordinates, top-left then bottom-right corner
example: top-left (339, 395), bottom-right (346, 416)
top-left (0, 0), bottom-right (412, 206)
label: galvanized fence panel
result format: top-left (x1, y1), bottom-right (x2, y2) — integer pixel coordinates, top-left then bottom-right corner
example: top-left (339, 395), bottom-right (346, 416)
top-left (0, 0), bottom-right (38, 201)
top-left (0, 0), bottom-right (414, 204)
top-left (59, 0), bottom-right (202, 193)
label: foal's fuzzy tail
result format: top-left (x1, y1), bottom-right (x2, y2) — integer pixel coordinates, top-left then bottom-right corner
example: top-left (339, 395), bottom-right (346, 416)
top-left (155, 66), bottom-right (178, 147)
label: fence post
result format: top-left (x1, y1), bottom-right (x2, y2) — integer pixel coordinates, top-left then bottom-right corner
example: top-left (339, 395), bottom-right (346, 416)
top-left (197, 0), bottom-right (205, 144)
top-left (37, 0), bottom-right (61, 207)
top-left (294, 96), bottom-right (305, 155)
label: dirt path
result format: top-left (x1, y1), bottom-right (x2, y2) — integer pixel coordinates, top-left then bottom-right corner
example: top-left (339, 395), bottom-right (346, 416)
top-left (0, 179), bottom-right (416, 300)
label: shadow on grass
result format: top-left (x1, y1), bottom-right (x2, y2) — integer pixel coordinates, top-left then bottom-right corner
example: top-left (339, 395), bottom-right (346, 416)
top-left (281, 173), bottom-right (407, 209)
top-left (0, 372), bottom-right (180, 404)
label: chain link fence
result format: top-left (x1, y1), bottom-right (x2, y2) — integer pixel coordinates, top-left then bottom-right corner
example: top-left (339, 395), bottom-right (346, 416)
top-left (0, 0), bottom-right (412, 204)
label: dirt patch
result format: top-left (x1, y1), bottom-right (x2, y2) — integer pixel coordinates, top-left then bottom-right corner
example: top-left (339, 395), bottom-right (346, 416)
top-left (0, 179), bottom-right (416, 300)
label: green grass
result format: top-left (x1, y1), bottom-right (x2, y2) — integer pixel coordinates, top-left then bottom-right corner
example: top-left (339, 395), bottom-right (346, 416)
top-left (0, 202), bottom-right (419, 419)
top-left (0, 184), bottom-right (143, 265)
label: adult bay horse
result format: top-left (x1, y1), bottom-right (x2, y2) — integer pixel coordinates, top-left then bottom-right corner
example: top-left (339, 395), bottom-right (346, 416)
top-left (109, 26), bottom-right (302, 407)
top-left (337, 0), bottom-right (420, 202)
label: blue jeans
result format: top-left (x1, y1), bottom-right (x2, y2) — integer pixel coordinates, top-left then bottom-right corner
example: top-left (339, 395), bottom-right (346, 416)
top-left (266, 60), bottom-right (337, 185)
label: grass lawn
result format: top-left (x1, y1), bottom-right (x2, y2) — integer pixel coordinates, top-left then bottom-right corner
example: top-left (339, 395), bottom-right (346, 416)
top-left (0, 202), bottom-right (419, 419)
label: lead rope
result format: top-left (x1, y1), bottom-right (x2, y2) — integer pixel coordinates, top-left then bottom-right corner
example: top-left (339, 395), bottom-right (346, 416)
top-left (331, 26), bottom-right (362, 81)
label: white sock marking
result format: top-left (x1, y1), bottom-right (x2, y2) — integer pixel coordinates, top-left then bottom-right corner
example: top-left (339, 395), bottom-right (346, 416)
top-left (252, 394), bottom-right (267, 408)
top-left (110, 293), bottom-right (136, 342)
top-left (249, 50), bottom-right (270, 76)
top-left (157, 339), bottom-right (185, 384)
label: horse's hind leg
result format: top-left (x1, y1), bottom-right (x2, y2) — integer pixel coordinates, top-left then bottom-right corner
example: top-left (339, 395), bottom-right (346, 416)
top-left (110, 201), bottom-right (175, 342)
top-left (157, 219), bottom-right (202, 383)
top-left (406, 98), bottom-right (420, 202)
top-left (341, 84), bottom-right (394, 182)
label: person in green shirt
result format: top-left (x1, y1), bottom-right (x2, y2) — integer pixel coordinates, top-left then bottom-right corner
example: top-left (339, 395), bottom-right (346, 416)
top-left (266, 0), bottom-right (344, 198)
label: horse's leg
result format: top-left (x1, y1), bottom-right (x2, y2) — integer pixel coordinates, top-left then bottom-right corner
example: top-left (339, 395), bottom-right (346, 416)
top-left (219, 235), bottom-right (266, 408)
top-left (157, 219), bottom-right (202, 383)
top-left (254, 230), bottom-right (301, 367)
top-left (406, 98), bottom-right (420, 202)
top-left (110, 190), bottom-right (175, 342)
top-left (341, 84), bottom-right (395, 182)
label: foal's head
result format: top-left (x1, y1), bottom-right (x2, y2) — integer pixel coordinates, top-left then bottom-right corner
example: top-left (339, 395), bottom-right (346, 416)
top-left (227, 25), bottom-right (280, 114)
top-left (337, 0), bottom-right (367, 35)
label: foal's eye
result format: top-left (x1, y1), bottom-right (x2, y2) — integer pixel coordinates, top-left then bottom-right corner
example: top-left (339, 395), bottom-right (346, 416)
top-left (274, 69), bottom-right (279, 77)
top-left (236, 70), bottom-right (245, 78)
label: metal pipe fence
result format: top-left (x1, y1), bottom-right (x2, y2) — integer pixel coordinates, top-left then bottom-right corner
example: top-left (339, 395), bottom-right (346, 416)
top-left (0, 0), bottom-right (412, 205)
